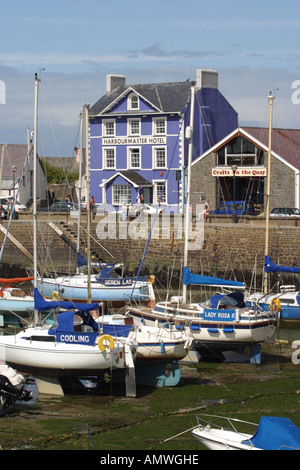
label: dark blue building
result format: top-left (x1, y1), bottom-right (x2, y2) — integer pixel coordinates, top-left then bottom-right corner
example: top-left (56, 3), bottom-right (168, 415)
top-left (89, 69), bottom-right (238, 212)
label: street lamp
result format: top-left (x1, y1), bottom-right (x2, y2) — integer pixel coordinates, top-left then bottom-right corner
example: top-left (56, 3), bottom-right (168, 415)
top-left (231, 165), bottom-right (238, 223)
top-left (11, 165), bottom-right (17, 200)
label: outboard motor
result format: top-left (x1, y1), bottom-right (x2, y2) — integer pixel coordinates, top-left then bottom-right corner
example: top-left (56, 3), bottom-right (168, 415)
top-left (0, 363), bottom-right (32, 415)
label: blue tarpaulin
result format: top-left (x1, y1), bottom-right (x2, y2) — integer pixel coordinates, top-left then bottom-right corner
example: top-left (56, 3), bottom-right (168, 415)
top-left (182, 267), bottom-right (245, 288)
top-left (242, 417), bottom-right (300, 450)
top-left (34, 288), bottom-right (99, 312)
top-left (265, 256), bottom-right (300, 274)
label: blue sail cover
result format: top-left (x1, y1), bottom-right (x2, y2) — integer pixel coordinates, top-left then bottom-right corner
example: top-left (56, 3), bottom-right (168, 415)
top-left (76, 252), bottom-right (116, 269)
top-left (242, 417), bottom-right (300, 450)
top-left (34, 288), bottom-right (99, 312)
top-left (182, 267), bottom-right (245, 288)
top-left (265, 256), bottom-right (300, 274)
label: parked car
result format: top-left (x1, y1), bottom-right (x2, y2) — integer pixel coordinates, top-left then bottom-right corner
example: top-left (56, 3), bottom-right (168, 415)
top-left (270, 208), bottom-right (300, 217)
top-left (0, 197), bottom-right (27, 212)
top-left (118, 203), bottom-right (163, 219)
top-left (210, 201), bottom-right (256, 216)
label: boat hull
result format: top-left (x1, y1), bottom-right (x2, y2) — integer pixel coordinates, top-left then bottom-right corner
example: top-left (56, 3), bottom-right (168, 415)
top-left (127, 303), bottom-right (277, 354)
top-left (0, 329), bottom-right (127, 378)
top-left (192, 428), bottom-right (258, 450)
top-left (37, 277), bottom-right (152, 303)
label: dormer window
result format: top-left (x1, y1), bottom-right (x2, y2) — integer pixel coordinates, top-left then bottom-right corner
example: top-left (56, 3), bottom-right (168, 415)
top-left (128, 93), bottom-right (139, 110)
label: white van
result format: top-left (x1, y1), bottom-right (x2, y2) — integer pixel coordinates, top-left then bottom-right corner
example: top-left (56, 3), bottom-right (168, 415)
top-left (0, 196), bottom-right (27, 212)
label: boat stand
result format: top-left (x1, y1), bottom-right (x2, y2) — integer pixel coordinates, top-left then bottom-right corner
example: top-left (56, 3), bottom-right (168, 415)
top-left (34, 376), bottom-right (65, 396)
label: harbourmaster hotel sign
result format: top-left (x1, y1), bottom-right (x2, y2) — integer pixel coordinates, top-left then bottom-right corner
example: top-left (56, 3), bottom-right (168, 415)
top-left (102, 136), bottom-right (167, 145)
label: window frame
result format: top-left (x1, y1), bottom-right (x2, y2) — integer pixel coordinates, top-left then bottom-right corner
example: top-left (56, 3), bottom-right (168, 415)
top-left (153, 146), bottom-right (167, 169)
top-left (103, 147), bottom-right (116, 169)
top-left (153, 117), bottom-right (166, 135)
top-left (128, 118), bottom-right (141, 136)
top-left (128, 93), bottom-right (139, 110)
top-left (153, 179), bottom-right (167, 204)
top-left (102, 119), bottom-right (116, 137)
top-left (112, 184), bottom-right (131, 206)
top-left (128, 147), bottom-right (141, 169)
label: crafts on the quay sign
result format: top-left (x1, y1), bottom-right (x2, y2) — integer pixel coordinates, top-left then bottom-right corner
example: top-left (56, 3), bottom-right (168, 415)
top-left (212, 167), bottom-right (267, 177)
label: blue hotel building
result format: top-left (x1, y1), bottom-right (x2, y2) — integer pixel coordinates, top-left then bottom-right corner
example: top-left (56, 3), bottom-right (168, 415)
top-left (89, 69), bottom-right (238, 212)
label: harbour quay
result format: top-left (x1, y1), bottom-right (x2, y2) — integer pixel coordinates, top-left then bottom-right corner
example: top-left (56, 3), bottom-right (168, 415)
top-left (0, 214), bottom-right (299, 289)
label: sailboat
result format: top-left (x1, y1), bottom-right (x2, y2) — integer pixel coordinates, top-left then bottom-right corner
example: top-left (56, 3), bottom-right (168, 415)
top-left (126, 86), bottom-right (277, 363)
top-left (31, 106), bottom-right (155, 306)
top-left (246, 256), bottom-right (300, 321)
top-left (245, 93), bottom-right (300, 322)
top-left (35, 253), bottom-right (155, 304)
top-left (0, 75), bottom-right (138, 397)
top-left (0, 276), bottom-right (35, 326)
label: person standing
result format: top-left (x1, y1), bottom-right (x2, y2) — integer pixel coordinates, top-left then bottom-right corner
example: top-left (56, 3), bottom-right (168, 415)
top-left (89, 195), bottom-right (96, 219)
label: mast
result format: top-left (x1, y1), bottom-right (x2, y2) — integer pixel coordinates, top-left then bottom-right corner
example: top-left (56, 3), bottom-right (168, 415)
top-left (33, 73), bottom-right (40, 324)
top-left (264, 91), bottom-right (275, 294)
top-left (85, 104), bottom-right (92, 303)
top-left (76, 110), bottom-right (83, 260)
top-left (182, 85), bottom-right (195, 304)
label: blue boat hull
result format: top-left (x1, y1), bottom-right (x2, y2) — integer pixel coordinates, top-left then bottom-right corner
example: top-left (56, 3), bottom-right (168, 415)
top-left (36, 278), bottom-right (152, 303)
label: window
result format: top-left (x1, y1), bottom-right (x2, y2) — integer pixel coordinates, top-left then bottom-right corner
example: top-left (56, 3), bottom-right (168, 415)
top-left (154, 118), bottom-right (166, 135)
top-left (104, 148), bottom-right (115, 169)
top-left (128, 119), bottom-right (140, 135)
top-left (112, 185), bottom-right (131, 205)
top-left (217, 137), bottom-right (264, 166)
top-left (128, 93), bottom-right (139, 110)
top-left (129, 148), bottom-right (140, 168)
top-left (154, 148), bottom-right (166, 168)
top-left (103, 120), bottom-right (115, 136)
top-left (154, 181), bottom-right (166, 204)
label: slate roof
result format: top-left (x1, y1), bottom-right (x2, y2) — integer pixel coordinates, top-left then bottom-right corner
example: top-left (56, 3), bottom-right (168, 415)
top-left (101, 170), bottom-right (152, 188)
top-left (0, 144), bottom-right (29, 177)
top-left (90, 81), bottom-right (193, 116)
top-left (242, 127), bottom-right (300, 171)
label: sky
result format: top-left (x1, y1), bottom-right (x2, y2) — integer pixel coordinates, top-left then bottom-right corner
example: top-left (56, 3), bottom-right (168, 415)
top-left (0, 0), bottom-right (300, 158)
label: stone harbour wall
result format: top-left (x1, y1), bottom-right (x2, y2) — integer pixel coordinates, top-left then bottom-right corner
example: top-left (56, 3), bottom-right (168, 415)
top-left (0, 217), bottom-right (299, 289)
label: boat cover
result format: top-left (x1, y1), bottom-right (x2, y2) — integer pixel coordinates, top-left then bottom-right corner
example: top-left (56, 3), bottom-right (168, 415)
top-left (34, 288), bottom-right (100, 312)
top-left (76, 252), bottom-right (118, 269)
top-left (47, 309), bottom-right (132, 339)
top-left (242, 417), bottom-right (300, 450)
top-left (209, 291), bottom-right (246, 308)
top-left (0, 276), bottom-right (34, 284)
top-left (182, 267), bottom-right (245, 288)
top-left (265, 256), bottom-right (300, 274)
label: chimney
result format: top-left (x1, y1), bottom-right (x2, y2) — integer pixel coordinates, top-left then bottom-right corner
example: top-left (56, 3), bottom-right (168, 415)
top-left (106, 74), bottom-right (126, 93)
top-left (196, 69), bottom-right (218, 89)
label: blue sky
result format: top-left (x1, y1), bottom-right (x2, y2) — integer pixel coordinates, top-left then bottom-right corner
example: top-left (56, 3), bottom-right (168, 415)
top-left (0, 0), bottom-right (300, 156)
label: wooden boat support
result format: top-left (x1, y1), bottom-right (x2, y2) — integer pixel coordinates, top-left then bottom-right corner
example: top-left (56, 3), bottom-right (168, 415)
top-left (0, 224), bottom-right (34, 264)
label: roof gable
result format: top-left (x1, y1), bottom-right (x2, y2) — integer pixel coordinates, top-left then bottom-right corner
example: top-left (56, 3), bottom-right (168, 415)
top-left (192, 126), bottom-right (300, 171)
top-left (90, 81), bottom-right (192, 117)
top-left (0, 144), bottom-right (29, 176)
top-left (100, 170), bottom-right (152, 188)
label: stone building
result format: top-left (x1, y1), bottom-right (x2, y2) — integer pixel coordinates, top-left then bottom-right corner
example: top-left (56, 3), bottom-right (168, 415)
top-left (191, 126), bottom-right (300, 214)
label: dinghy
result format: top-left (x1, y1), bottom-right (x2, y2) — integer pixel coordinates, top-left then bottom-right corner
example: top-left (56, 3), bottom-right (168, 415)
top-left (192, 414), bottom-right (300, 450)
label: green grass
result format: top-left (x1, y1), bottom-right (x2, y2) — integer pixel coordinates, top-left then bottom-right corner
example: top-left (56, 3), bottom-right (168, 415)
top-left (1, 351), bottom-right (300, 450)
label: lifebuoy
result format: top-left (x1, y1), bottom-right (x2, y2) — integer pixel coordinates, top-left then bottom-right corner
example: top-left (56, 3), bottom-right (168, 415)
top-left (270, 297), bottom-right (281, 313)
top-left (52, 291), bottom-right (62, 300)
top-left (98, 334), bottom-right (115, 351)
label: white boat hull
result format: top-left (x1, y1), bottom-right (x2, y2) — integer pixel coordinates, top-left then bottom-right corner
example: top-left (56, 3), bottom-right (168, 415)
top-left (192, 427), bottom-right (258, 450)
top-left (98, 315), bottom-right (190, 361)
top-left (0, 327), bottom-right (128, 377)
top-left (36, 275), bottom-right (153, 303)
top-left (127, 301), bottom-right (277, 354)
